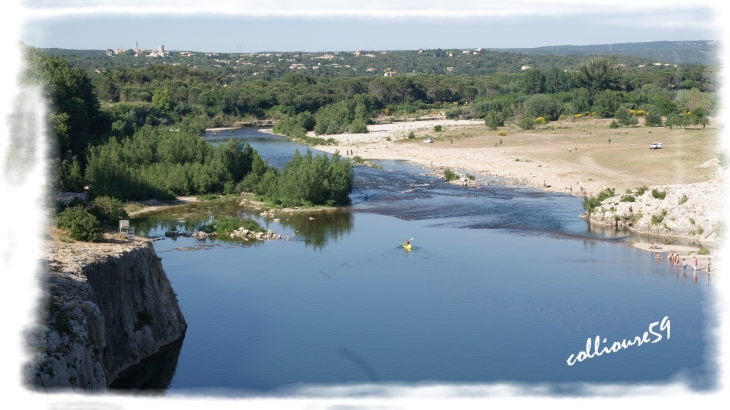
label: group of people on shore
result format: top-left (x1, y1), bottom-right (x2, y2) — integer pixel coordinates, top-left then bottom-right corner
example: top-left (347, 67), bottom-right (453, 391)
top-left (569, 185), bottom-right (587, 197)
top-left (651, 247), bottom-right (713, 274)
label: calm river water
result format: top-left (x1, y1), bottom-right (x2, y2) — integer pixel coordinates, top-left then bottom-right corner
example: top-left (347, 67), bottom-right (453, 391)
top-left (126, 128), bottom-right (716, 394)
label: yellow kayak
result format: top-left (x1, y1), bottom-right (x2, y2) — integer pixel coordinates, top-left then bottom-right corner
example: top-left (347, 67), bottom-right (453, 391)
top-left (402, 244), bottom-right (412, 251)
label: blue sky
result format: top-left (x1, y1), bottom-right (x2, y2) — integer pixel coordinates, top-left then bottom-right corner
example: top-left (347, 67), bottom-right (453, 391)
top-left (20, 1), bottom-right (721, 52)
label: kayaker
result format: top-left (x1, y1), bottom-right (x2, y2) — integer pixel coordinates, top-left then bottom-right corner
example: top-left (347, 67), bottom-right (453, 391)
top-left (403, 239), bottom-right (410, 247)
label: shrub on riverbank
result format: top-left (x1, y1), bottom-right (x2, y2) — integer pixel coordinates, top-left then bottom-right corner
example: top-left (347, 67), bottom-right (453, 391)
top-left (443, 168), bottom-right (459, 181)
top-left (582, 187), bottom-right (616, 218)
top-left (259, 149), bottom-right (353, 207)
top-left (88, 196), bottom-right (129, 227)
top-left (56, 206), bottom-right (104, 242)
top-left (206, 216), bottom-right (264, 234)
top-left (85, 125), bottom-right (264, 200)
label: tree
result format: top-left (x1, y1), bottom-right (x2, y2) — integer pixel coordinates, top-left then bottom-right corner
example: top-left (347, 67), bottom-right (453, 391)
top-left (544, 68), bottom-right (573, 94)
top-left (521, 69), bottom-right (545, 95)
top-left (614, 109), bottom-right (638, 126)
top-left (571, 88), bottom-right (591, 113)
top-left (592, 90), bottom-right (621, 118)
top-left (152, 88), bottom-right (173, 112)
top-left (582, 195), bottom-right (601, 219)
top-left (577, 57), bottom-right (621, 95)
top-left (22, 50), bottom-right (110, 166)
top-left (582, 187), bottom-right (615, 219)
top-left (689, 108), bottom-right (709, 129)
top-left (523, 94), bottom-right (561, 121)
top-left (644, 108), bottom-right (663, 127)
top-left (485, 111), bottom-right (504, 130)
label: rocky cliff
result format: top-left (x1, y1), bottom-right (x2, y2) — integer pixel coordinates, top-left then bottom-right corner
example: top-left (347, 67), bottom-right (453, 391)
top-left (584, 169), bottom-right (726, 242)
top-left (25, 237), bottom-right (187, 391)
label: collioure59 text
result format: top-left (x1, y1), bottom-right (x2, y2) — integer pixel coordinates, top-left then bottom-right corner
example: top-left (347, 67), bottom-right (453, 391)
top-left (567, 317), bottom-right (670, 366)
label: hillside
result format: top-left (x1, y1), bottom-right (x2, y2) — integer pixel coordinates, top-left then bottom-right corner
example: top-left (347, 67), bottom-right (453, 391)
top-left (40, 45), bottom-right (691, 80)
top-left (488, 40), bottom-right (720, 66)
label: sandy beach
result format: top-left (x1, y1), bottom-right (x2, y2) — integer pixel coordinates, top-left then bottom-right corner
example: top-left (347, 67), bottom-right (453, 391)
top-left (313, 117), bottom-right (722, 196)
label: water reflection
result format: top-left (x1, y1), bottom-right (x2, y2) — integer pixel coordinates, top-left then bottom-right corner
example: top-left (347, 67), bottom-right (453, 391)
top-left (131, 199), bottom-right (354, 251)
top-left (276, 211), bottom-right (353, 250)
top-left (109, 334), bottom-right (185, 393)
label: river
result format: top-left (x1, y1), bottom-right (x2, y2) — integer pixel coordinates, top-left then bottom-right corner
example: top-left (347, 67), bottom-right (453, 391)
top-left (120, 127), bottom-right (716, 395)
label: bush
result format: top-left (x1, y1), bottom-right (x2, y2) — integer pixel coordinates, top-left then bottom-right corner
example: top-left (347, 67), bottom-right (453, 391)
top-left (713, 222), bottom-right (724, 238)
top-left (264, 149), bottom-right (353, 207)
top-left (58, 157), bottom-right (85, 192)
top-left (698, 247), bottom-right (710, 255)
top-left (651, 214), bottom-right (664, 225)
top-left (433, 125), bottom-right (443, 132)
top-left (615, 109), bottom-right (638, 126)
top-left (609, 120), bottom-right (620, 129)
top-left (85, 125), bottom-right (261, 200)
top-left (651, 189), bottom-right (666, 200)
top-left (211, 216), bottom-right (264, 234)
top-left (484, 111), bottom-right (504, 130)
top-left (445, 107), bottom-right (462, 119)
top-left (497, 130), bottom-right (506, 136)
top-left (596, 187), bottom-right (616, 202)
top-left (348, 119), bottom-right (369, 134)
top-left (620, 194), bottom-right (635, 202)
top-left (644, 109), bottom-right (663, 127)
top-left (407, 131), bottom-right (416, 139)
top-left (582, 195), bottom-right (601, 217)
top-left (351, 155), bottom-right (365, 164)
top-left (88, 196), bottom-right (129, 227)
top-left (592, 90), bottom-right (621, 118)
top-left (535, 117), bottom-right (547, 125)
top-left (517, 117), bottom-right (535, 130)
top-left (636, 185), bottom-right (649, 196)
top-left (56, 206), bottom-right (104, 242)
top-left (443, 168), bottom-right (459, 181)
top-left (678, 194), bottom-right (688, 205)
top-left (523, 94), bottom-right (561, 121)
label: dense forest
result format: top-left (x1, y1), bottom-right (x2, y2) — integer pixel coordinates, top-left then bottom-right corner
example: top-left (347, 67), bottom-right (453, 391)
top-left (24, 45), bottom-right (717, 209)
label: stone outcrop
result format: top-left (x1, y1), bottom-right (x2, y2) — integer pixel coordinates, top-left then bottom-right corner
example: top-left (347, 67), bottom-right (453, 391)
top-left (585, 170), bottom-right (727, 242)
top-left (25, 238), bottom-right (187, 391)
top-left (191, 228), bottom-right (282, 240)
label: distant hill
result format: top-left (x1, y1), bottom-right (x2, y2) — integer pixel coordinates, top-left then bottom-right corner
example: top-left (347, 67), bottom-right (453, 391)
top-left (486, 41), bottom-right (720, 66)
top-left (36, 48), bottom-right (676, 80)
top-left (41, 48), bottom-right (107, 58)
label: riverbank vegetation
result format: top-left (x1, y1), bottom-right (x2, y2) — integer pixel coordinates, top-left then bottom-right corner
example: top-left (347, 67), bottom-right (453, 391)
top-left (24, 46), bottom-right (717, 214)
top-left (53, 196), bottom-right (131, 242)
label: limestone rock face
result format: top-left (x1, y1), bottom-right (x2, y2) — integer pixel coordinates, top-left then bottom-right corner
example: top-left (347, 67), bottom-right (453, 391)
top-left (586, 169), bottom-right (727, 242)
top-left (26, 238), bottom-right (187, 391)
